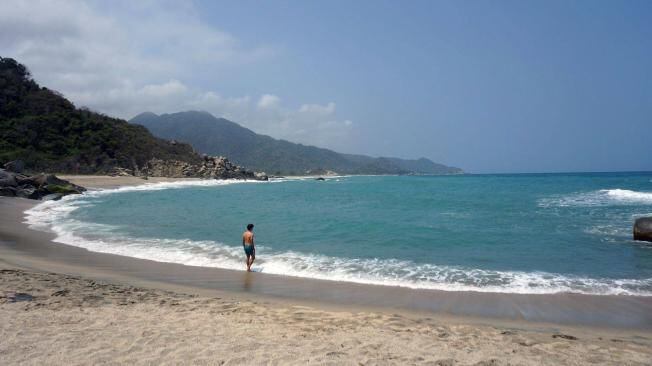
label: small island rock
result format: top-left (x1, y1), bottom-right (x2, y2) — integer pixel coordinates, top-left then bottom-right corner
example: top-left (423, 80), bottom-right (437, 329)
top-left (633, 217), bottom-right (652, 242)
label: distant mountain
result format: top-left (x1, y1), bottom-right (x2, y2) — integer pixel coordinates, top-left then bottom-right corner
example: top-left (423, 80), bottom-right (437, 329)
top-left (130, 111), bottom-right (463, 175)
top-left (0, 57), bottom-right (201, 173)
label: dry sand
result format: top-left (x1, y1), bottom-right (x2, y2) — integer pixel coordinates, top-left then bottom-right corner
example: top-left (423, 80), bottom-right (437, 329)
top-left (58, 175), bottom-right (202, 189)
top-left (2, 268), bottom-right (652, 366)
top-left (1, 176), bottom-right (651, 365)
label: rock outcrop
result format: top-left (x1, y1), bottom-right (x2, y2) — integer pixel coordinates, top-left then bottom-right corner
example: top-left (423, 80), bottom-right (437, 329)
top-left (0, 169), bottom-right (86, 200)
top-left (3, 160), bottom-right (25, 174)
top-left (139, 156), bottom-right (268, 181)
top-left (0, 155), bottom-right (266, 201)
top-left (109, 167), bottom-right (134, 177)
top-left (634, 217), bottom-right (652, 242)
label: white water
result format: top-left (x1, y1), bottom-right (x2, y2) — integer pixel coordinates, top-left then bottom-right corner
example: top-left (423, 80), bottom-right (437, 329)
top-left (23, 181), bottom-right (652, 296)
top-left (538, 189), bottom-right (652, 208)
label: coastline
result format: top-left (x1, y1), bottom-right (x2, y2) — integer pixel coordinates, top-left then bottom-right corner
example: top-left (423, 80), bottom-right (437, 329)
top-left (1, 177), bottom-right (652, 364)
top-left (57, 175), bottom-right (204, 189)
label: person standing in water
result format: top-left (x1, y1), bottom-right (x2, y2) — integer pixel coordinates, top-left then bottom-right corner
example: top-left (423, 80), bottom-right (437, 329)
top-left (242, 224), bottom-right (255, 272)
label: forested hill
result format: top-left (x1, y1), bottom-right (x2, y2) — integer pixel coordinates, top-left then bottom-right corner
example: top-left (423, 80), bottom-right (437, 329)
top-left (130, 111), bottom-right (463, 176)
top-left (0, 57), bottom-right (201, 173)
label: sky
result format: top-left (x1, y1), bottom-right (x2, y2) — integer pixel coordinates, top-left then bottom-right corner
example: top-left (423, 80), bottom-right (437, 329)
top-left (1, 0), bottom-right (651, 173)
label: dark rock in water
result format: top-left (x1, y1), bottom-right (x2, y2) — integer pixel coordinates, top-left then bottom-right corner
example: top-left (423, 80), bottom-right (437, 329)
top-left (634, 217), bottom-right (652, 242)
top-left (3, 160), bottom-right (25, 173)
top-left (315, 177), bottom-right (326, 181)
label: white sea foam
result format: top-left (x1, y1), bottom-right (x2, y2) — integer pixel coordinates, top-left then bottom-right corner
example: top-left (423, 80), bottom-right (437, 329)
top-left (539, 189), bottom-right (652, 208)
top-left (24, 184), bottom-right (652, 296)
top-left (583, 224), bottom-right (628, 238)
top-left (268, 175), bottom-right (350, 183)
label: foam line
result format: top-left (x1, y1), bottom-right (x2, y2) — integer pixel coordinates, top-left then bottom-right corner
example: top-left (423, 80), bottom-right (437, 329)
top-left (539, 189), bottom-right (652, 208)
top-left (24, 185), bottom-right (652, 296)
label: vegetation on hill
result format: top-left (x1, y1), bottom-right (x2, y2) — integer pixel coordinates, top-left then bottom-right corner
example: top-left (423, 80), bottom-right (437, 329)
top-left (0, 57), bottom-right (201, 173)
top-left (131, 111), bottom-right (463, 176)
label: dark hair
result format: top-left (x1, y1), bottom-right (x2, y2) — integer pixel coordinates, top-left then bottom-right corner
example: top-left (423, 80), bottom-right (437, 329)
top-left (247, 224), bottom-right (254, 230)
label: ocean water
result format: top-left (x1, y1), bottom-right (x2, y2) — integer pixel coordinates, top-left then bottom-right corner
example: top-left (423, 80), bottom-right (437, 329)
top-left (25, 173), bottom-right (652, 295)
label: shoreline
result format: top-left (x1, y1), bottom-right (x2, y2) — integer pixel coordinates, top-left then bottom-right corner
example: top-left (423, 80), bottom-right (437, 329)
top-left (3, 175), bottom-right (652, 330)
top-left (3, 199), bottom-right (652, 330)
top-left (5, 268), bottom-right (651, 365)
top-left (2, 178), bottom-right (652, 364)
top-left (57, 174), bottom-right (204, 189)
top-left (32, 175), bottom-right (652, 297)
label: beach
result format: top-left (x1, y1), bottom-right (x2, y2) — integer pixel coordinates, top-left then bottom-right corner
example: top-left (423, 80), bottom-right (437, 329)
top-left (57, 175), bottom-right (204, 189)
top-left (1, 177), bottom-right (652, 365)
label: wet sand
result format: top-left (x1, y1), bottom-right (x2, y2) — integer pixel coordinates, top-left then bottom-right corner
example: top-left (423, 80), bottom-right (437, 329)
top-left (1, 178), bottom-right (652, 364)
top-left (2, 196), bottom-right (651, 329)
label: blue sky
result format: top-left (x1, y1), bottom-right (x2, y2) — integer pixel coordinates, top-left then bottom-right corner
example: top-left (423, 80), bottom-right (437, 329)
top-left (2, 0), bottom-right (651, 173)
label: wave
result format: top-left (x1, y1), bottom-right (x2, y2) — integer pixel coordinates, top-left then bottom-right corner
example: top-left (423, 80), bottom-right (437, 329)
top-left (24, 187), bottom-right (652, 296)
top-left (539, 189), bottom-right (652, 208)
top-left (268, 175), bottom-right (350, 183)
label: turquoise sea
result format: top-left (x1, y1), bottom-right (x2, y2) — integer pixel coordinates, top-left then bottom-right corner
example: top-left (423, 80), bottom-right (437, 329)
top-left (26, 173), bottom-right (652, 295)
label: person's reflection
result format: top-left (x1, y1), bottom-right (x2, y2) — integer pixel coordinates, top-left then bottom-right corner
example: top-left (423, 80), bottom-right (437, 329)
top-left (243, 271), bottom-right (253, 291)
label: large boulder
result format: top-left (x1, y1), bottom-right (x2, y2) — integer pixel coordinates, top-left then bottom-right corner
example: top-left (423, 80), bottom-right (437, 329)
top-left (255, 172), bottom-right (269, 180)
top-left (0, 186), bottom-right (17, 197)
top-left (0, 169), bottom-right (18, 187)
top-left (3, 160), bottom-right (25, 174)
top-left (21, 173), bottom-right (68, 187)
top-left (0, 169), bottom-right (85, 200)
top-left (633, 217), bottom-right (652, 242)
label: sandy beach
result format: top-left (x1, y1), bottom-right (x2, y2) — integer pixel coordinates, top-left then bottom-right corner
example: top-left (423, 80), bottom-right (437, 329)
top-left (1, 176), bottom-right (652, 365)
top-left (3, 267), bottom-right (652, 366)
top-left (57, 175), bottom-right (203, 189)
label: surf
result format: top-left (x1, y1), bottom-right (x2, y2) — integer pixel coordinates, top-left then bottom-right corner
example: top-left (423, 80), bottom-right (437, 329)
top-left (24, 175), bottom-right (652, 296)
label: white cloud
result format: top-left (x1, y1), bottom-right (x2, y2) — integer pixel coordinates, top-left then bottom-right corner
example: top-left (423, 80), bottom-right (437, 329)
top-left (299, 102), bottom-right (336, 115)
top-left (0, 0), bottom-right (354, 149)
top-left (257, 94), bottom-right (281, 109)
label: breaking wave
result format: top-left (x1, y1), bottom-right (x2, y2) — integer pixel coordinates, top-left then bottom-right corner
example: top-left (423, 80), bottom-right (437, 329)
top-left (24, 181), bottom-right (652, 296)
top-left (539, 189), bottom-right (652, 208)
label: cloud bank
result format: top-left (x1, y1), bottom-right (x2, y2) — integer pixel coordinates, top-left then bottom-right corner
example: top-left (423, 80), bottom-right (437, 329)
top-left (0, 0), bottom-right (353, 149)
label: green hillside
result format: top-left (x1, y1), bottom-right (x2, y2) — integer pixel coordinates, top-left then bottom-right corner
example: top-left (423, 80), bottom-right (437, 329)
top-left (0, 57), bottom-right (201, 173)
top-left (131, 111), bottom-right (463, 175)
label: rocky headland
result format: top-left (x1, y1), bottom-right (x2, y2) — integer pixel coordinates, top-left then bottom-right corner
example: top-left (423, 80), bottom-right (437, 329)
top-left (0, 155), bottom-right (267, 201)
top-left (135, 155), bottom-right (268, 181)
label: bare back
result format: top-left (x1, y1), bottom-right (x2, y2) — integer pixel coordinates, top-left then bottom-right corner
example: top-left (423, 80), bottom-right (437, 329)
top-left (242, 231), bottom-right (254, 245)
